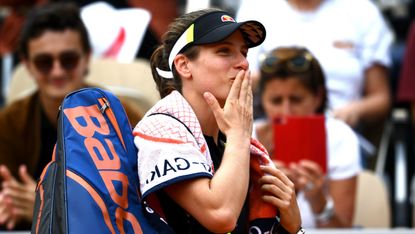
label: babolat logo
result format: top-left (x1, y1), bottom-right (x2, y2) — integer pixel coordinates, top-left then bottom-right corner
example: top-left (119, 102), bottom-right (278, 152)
top-left (64, 101), bottom-right (143, 233)
top-left (145, 157), bottom-right (212, 184)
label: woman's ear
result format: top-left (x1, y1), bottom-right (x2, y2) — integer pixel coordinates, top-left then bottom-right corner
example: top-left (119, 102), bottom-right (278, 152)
top-left (173, 54), bottom-right (192, 79)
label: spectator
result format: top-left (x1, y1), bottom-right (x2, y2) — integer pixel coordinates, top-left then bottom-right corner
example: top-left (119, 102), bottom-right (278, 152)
top-left (133, 8), bottom-right (303, 233)
top-left (0, 0), bottom-right (47, 106)
top-left (0, 2), bottom-right (141, 230)
top-left (237, 0), bottom-right (394, 130)
top-left (254, 46), bottom-right (361, 228)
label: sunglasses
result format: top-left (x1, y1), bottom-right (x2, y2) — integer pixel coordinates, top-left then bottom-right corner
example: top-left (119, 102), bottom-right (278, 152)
top-left (260, 51), bottom-right (313, 74)
top-left (31, 51), bottom-right (82, 75)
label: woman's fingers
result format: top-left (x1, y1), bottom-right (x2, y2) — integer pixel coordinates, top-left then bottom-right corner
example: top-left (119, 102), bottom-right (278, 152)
top-left (260, 165), bottom-right (294, 188)
top-left (258, 165), bottom-right (299, 217)
top-left (204, 92), bottom-right (223, 123)
top-left (227, 69), bottom-right (245, 102)
top-left (204, 69), bottom-right (253, 136)
top-left (227, 69), bottom-right (252, 105)
top-left (239, 70), bottom-right (251, 106)
top-left (258, 166), bottom-right (295, 206)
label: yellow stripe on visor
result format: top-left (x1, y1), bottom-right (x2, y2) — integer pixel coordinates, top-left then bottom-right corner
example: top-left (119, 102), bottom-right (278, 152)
top-left (168, 24), bottom-right (195, 71)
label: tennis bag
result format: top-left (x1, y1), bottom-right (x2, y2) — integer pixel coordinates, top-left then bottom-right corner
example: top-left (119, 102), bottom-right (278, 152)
top-left (31, 88), bottom-right (173, 234)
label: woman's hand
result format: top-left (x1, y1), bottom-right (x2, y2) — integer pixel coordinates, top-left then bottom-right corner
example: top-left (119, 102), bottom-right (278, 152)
top-left (290, 160), bottom-right (326, 200)
top-left (288, 160), bottom-right (357, 227)
top-left (204, 69), bottom-right (253, 139)
top-left (332, 102), bottom-right (361, 128)
top-left (259, 165), bottom-right (302, 233)
top-left (289, 160), bottom-right (328, 215)
top-left (272, 160), bottom-right (294, 183)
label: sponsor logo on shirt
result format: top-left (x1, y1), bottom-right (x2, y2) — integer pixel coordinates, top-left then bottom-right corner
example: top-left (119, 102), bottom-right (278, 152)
top-left (145, 157), bottom-right (212, 184)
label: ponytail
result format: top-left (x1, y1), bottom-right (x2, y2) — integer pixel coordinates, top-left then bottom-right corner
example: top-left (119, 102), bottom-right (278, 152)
top-left (150, 46), bottom-right (178, 98)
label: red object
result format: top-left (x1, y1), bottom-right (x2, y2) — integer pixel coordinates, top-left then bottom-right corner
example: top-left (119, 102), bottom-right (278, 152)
top-left (103, 27), bottom-right (126, 58)
top-left (249, 139), bottom-right (278, 221)
top-left (273, 115), bottom-right (328, 174)
top-left (397, 20), bottom-right (415, 102)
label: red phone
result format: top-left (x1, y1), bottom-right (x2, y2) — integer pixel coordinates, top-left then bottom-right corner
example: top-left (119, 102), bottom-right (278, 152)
top-left (272, 115), bottom-right (327, 174)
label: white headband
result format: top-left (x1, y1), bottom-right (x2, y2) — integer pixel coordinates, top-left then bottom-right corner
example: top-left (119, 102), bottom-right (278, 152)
top-left (156, 24), bottom-right (195, 79)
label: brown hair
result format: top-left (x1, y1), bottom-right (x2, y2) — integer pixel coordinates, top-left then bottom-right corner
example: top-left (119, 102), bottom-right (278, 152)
top-left (18, 2), bottom-right (91, 59)
top-left (150, 8), bottom-right (221, 98)
top-left (258, 46), bottom-right (328, 113)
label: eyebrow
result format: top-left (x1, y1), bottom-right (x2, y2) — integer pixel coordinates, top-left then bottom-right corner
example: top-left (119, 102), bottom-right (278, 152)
top-left (212, 41), bottom-right (249, 50)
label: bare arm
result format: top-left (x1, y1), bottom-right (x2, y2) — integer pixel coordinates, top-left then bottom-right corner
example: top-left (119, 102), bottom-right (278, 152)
top-left (333, 64), bottom-right (391, 127)
top-left (323, 177), bottom-right (357, 227)
top-left (165, 70), bottom-right (253, 233)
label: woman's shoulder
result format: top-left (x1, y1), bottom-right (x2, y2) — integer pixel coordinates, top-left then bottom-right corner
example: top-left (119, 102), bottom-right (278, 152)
top-left (325, 115), bottom-right (359, 151)
top-left (325, 115), bottom-right (354, 134)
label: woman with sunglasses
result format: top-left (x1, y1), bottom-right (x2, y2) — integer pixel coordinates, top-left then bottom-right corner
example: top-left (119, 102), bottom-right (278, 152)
top-left (0, 3), bottom-right (142, 230)
top-left (237, 0), bottom-right (393, 169)
top-left (254, 46), bottom-right (361, 228)
top-left (133, 8), bottom-right (303, 234)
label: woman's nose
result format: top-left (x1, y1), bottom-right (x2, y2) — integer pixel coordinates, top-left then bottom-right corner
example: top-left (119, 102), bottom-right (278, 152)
top-left (282, 101), bottom-right (292, 117)
top-left (236, 54), bottom-right (249, 70)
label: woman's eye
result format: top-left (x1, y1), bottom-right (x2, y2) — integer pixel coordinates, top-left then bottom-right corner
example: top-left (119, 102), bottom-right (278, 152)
top-left (217, 48), bottom-right (230, 54)
top-left (271, 97), bottom-right (281, 105)
top-left (291, 96), bottom-right (303, 104)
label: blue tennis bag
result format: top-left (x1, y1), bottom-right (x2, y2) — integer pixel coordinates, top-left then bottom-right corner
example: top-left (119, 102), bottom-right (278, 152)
top-left (31, 88), bottom-right (173, 234)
